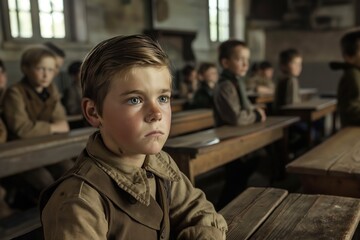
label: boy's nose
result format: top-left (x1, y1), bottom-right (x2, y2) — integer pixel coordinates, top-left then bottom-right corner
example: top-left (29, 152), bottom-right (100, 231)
top-left (145, 104), bottom-right (162, 123)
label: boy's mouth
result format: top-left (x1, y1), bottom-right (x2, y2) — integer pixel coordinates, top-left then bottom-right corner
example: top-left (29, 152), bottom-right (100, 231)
top-left (145, 130), bottom-right (164, 137)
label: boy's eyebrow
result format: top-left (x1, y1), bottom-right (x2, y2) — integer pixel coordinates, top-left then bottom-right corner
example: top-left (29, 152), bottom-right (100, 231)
top-left (120, 88), bottom-right (171, 96)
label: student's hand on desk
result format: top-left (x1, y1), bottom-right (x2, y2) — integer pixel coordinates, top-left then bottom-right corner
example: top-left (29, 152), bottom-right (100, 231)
top-left (50, 121), bottom-right (70, 134)
top-left (256, 108), bottom-right (266, 122)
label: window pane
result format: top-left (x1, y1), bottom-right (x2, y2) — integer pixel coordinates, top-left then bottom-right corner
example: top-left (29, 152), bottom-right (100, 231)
top-left (17, 0), bottom-right (30, 11)
top-left (53, 13), bottom-right (65, 38)
top-left (51, 0), bottom-right (63, 11)
top-left (219, 27), bottom-right (229, 42)
top-left (8, 0), bottom-right (17, 10)
top-left (219, 0), bottom-right (228, 10)
top-left (40, 12), bottom-right (53, 38)
top-left (9, 11), bottom-right (19, 37)
top-left (210, 23), bottom-right (217, 42)
top-left (19, 12), bottom-right (32, 37)
top-left (38, 0), bottom-right (51, 12)
top-left (209, 0), bottom-right (217, 9)
top-left (219, 11), bottom-right (229, 26)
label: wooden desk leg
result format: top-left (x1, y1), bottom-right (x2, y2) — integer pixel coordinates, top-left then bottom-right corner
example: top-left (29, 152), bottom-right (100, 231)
top-left (272, 128), bottom-right (288, 181)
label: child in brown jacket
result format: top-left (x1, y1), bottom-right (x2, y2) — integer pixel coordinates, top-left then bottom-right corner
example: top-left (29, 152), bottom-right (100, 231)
top-left (40, 35), bottom-right (227, 239)
top-left (2, 46), bottom-right (72, 208)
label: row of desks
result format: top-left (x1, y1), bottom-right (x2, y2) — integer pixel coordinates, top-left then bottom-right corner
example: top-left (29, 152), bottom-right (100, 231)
top-left (221, 187), bottom-right (360, 240)
top-left (247, 88), bottom-right (318, 104)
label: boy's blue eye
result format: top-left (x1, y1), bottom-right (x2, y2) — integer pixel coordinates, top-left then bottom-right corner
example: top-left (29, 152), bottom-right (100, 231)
top-left (127, 97), bottom-right (142, 105)
top-left (158, 96), bottom-right (170, 103)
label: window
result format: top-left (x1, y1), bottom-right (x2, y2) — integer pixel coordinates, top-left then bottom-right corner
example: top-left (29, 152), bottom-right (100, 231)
top-left (209, 0), bottom-right (229, 42)
top-left (2, 0), bottom-right (87, 42)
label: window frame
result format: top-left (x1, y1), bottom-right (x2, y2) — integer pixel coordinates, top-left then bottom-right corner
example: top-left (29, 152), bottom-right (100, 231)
top-left (1, 0), bottom-right (87, 44)
top-left (208, 0), bottom-right (230, 43)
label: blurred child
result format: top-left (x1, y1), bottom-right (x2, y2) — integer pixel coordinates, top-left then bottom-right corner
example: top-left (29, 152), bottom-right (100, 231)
top-left (213, 39), bottom-right (266, 126)
top-left (274, 48), bottom-right (302, 111)
top-left (62, 61), bottom-right (82, 115)
top-left (2, 46), bottom-right (72, 208)
top-left (40, 35), bottom-right (227, 239)
top-left (337, 30), bottom-right (360, 127)
top-left (247, 61), bottom-right (275, 94)
top-left (0, 59), bottom-right (8, 143)
top-left (179, 64), bottom-right (198, 101)
top-left (190, 62), bottom-right (218, 109)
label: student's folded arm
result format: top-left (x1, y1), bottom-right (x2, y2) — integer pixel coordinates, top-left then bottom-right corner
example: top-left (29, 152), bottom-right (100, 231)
top-left (3, 87), bottom-right (51, 138)
top-left (166, 155), bottom-right (228, 239)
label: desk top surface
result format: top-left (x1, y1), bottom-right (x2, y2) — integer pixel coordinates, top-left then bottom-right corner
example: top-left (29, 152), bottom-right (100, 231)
top-left (281, 98), bottom-right (336, 111)
top-left (221, 187), bottom-right (360, 240)
top-left (171, 109), bottom-right (213, 123)
top-left (287, 127), bottom-right (360, 177)
top-left (165, 116), bottom-right (298, 151)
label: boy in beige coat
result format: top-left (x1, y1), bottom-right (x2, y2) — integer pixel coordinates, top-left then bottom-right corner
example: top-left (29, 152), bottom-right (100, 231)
top-left (40, 35), bottom-right (227, 239)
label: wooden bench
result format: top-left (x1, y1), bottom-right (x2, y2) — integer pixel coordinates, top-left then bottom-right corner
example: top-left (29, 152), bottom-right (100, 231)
top-left (220, 187), bottom-right (360, 240)
top-left (0, 127), bottom-right (95, 178)
top-left (170, 109), bottom-right (214, 137)
top-left (164, 116), bottom-right (299, 183)
top-left (286, 127), bottom-right (360, 198)
top-left (280, 98), bottom-right (337, 146)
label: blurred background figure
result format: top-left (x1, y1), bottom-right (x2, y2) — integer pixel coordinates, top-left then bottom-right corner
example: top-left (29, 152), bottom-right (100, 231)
top-left (246, 61), bottom-right (275, 94)
top-left (62, 61), bottom-right (82, 115)
top-left (179, 64), bottom-right (198, 102)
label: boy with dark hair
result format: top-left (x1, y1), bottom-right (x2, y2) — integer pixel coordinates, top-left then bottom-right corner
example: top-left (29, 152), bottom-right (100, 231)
top-left (246, 60), bottom-right (275, 94)
top-left (40, 35), bottom-right (227, 239)
top-left (274, 48), bottom-right (303, 111)
top-left (213, 39), bottom-right (266, 126)
top-left (190, 62), bottom-right (218, 109)
top-left (337, 30), bottom-right (360, 127)
top-left (62, 60), bottom-right (82, 115)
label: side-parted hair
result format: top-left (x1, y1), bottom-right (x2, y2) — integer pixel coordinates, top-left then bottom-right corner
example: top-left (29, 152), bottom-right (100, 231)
top-left (279, 48), bottom-right (301, 66)
top-left (340, 30), bottom-right (360, 57)
top-left (218, 39), bottom-right (247, 66)
top-left (43, 42), bottom-right (66, 58)
top-left (198, 62), bottom-right (216, 75)
top-left (81, 34), bottom-right (171, 115)
top-left (21, 46), bottom-right (57, 69)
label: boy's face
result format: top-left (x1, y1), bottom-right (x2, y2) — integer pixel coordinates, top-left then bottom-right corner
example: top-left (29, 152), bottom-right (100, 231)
top-left (99, 66), bottom-right (172, 158)
top-left (262, 68), bottom-right (274, 79)
top-left (202, 67), bottom-right (218, 86)
top-left (285, 56), bottom-right (302, 77)
top-left (23, 56), bottom-right (57, 91)
top-left (221, 46), bottom-right (250, 77)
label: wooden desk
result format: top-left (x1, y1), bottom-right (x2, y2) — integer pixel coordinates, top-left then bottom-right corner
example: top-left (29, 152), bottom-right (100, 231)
top-left (247, 88), bottom-right (318, 104)
top-left (0, 127), bottom-right (95, 178)
top-left (280, 98), bottom-right (337, 146)
top-left (170, 109), bottom-right (214, 137)
top-left (171, 98), bottom-right (187, 113)
top-left (164, 117), bottom-right (299, 183)
top-left (286, 127), bottom-right (360, 197)
top-left (220, 187), bottom-right (360, 240)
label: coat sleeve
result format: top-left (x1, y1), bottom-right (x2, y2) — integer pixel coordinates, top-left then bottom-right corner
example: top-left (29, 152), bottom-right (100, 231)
top-left (165, 154), bottom-right (228, 240)
top-left (214, 81), bottom-right (258, 126)
top-left (3, 86), bottom-right (52, 138)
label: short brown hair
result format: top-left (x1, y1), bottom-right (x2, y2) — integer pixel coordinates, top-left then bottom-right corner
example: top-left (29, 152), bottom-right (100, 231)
top-left (81, 34), bottom-right (171, 116)
top-left (218, 39), bottom-right (247, 66)
top-left (279, 48), bottom-right (301, 66)
top-left (198, 62), bottom-right (216, 75)
top-left (21, 46), bottom-right (57, 69)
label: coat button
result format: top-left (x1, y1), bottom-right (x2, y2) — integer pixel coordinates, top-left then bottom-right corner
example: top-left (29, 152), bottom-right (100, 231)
top-left (146, 171), bottom-right (154, 178)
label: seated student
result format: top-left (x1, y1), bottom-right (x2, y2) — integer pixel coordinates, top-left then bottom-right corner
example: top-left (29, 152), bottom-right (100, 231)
top-left (2, 46), bottom-right (73, 208)
top-left (246, 61), bottom-right (275, 95)
top-left (40, 35), bottom-right (228, 239)
top-left (179, 64), bottom-right (198, 101)
top-left (213, 39), bottom-right (266, 208)
top-left (274, 48), bottom-right (302, 111)
top-left (0, 59), bottom-right (8, 143)
top-left (189, 62), bottom-right (219, 109)
top-left (213, 39), bottom-right (266, 126)
top-left (0, 59), bottom-right (14, 218)
top-left (62, 61), bottom-right (82, 115)
top-left (337, 30), bottom-right (360, 127)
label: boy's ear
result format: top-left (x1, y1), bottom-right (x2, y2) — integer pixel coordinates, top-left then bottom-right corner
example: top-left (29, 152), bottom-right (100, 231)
top-left (82, 98), bottom-right (101, 128)
top-left (220, 58), bottom-right (229, 69)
